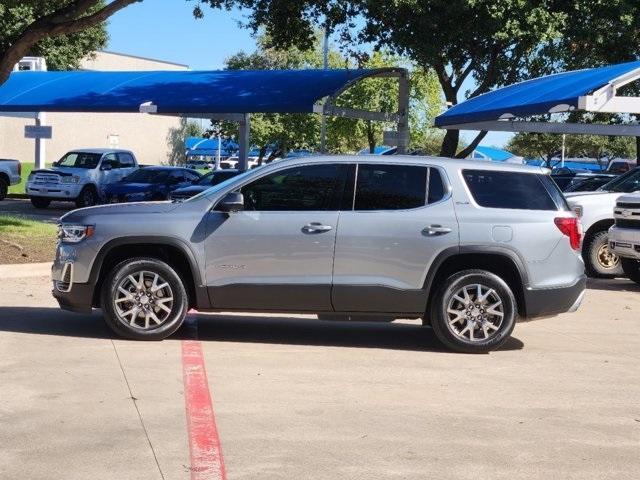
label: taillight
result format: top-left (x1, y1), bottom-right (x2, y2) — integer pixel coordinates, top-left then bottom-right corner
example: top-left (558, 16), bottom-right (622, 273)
top-left (554, 217), bottom-right (581, 250)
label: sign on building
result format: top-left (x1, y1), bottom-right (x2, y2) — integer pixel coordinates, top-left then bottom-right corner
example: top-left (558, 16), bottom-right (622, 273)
top-left (24, 125), bottom-right (52, 139)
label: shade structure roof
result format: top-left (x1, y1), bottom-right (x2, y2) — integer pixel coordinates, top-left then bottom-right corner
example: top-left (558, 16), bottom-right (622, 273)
top-left (435, 61), bottom-right (640, 128)
top-left (0, 68), bottom-right (384, 114)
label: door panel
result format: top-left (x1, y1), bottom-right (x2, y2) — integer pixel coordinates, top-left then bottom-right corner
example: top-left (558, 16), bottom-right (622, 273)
top-left (332, 165), bottom-right (458, 313)
top-left (204, 163), bottom-right (351, 311)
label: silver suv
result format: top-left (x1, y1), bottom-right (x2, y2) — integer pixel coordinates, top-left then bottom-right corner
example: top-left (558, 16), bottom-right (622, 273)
top-left (52, 156), bottom-right (586, 353)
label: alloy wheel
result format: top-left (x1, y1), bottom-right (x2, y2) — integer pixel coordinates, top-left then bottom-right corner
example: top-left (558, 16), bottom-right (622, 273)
top-left (446, 283), bottom-right (504, 342)
top-left (597, 244), bottom-right (619, 270)
top-left (113, 270), bottom-right (174, 330)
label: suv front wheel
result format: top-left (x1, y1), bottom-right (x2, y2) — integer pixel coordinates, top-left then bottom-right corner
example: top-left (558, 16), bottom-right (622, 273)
top-left (429, 270), bottom-right (517, 353)
top-left (101, 257), bottom-right (189, 340)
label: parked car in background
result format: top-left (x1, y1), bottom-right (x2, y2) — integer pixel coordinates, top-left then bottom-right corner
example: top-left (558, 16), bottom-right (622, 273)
top-left (169, 169), bottom-right (241, 201)
top-left (104, 167), bottom-right (201, 203)
top-left (609, 193), bottom-right (640, 284)
top-left (607, 159), bottom-right (636, 174)
top-left (26, 149), bottom-right (139, 209)
top-left (566, 167), bottom-right (640, 278)
top-left (0, 159), bottom-right (21, 201)
top-left (185, 159), bottom-right (215, 170)
top-left (562, 174), bottom-right (618, 193)
top-left (52, 156), bottom-right (585, 354)
top-left (550, 167), bottom-right (617, 191)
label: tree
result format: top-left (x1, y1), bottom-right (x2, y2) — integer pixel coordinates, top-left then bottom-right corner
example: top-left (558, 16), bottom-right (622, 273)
top-left (198, 1), bottom-right (640, 158)
top-left (507, 133), bottom-right (563, 166)
top-left (0, 0), bottom-right (142, 84)
top-left (166, 118), bottom-right (204, 165)
top-left (197, 0), bottom-right (567, 157)
top-left (217, 34), bottom-right (443, 158)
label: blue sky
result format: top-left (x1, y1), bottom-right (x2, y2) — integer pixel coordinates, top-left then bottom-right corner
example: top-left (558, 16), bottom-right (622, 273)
top-left (107, 2), bottom-right (511, 148)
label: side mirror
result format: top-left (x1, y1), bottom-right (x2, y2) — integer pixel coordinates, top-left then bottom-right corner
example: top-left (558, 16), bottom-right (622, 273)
top-left (217, 192), bottom-right (244, 213)
top-left (100, 163), bottom-right (113, 171)
top-left (52, 161), bottom-right (59, 167)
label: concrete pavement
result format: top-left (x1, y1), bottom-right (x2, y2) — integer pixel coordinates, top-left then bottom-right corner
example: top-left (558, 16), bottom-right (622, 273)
top-left (0, 275), bottom-right (639, 479)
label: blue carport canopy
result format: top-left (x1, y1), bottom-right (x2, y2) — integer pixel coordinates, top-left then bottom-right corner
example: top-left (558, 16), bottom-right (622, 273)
top-left (0, 69), bottom-right (385, 114)
top-left (435, 61), bottom-right (640, 136)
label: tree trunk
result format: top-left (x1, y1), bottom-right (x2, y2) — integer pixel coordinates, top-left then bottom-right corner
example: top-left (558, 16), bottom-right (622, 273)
top-left (367, 121), bottom-right (376, 153)
top-left (439, 129), bottom-right (459, 157)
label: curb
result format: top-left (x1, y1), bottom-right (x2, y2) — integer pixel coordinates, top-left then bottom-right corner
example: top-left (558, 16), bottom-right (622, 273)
top-left (1, 262), bottom-right (51, 278)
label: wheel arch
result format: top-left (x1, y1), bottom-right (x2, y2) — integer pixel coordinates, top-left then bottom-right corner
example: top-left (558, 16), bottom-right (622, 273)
top-left (424, 246), bottom-right (528, 318)
top-left (583, 218), bottom-right (615, 250)
top-left (0, 171), bottom-right (9, 185)
top-left (89, 237), bottom-right (206, 309)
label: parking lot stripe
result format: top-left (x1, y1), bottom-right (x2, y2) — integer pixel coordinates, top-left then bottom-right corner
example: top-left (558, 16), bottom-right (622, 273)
top-left (182, 316), bottom-right (227, 480)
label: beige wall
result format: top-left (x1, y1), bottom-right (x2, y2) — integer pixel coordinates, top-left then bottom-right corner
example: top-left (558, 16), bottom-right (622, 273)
top-left (0, 51), bottom-right (189, 166)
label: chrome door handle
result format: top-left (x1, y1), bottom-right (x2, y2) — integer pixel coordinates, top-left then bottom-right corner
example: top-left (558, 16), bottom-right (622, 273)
top-left (423, 225), bottom-right (452, 236)
top-left (302, 222), bottom-right (333, 234)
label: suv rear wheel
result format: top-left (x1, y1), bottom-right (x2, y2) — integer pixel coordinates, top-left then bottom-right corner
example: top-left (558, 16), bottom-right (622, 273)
top-left (620, 258), bottom-right (640, 284)
top-left (101, 257), bottom-right (189, 340)
top-left (584, 230), bottom-right (622, 278)
top-left (429, 270), bottom-right (517, 353)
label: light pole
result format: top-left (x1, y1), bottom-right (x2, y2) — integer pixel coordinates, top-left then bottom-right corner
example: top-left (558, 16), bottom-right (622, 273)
top-left (319, 27), bottom-right (329, 153)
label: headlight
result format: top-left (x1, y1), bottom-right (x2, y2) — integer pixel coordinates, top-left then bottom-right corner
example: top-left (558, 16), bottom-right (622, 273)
top-left (61, 175), bottom-right (80, 184)
top-left (58, 224), bottom-right (95, 243)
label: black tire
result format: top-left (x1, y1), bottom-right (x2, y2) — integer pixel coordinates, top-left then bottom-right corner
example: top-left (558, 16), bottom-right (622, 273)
top-left (0, 177), bottom-right (8, 201)
top-left (75, 185), bottom-right (99, 208)
top-left (584, 230), bottom-right (623, 278)
top-left (101, 257), bottom-right (189, 340)
top-left (620, 257), bottom-right (640, 284)
top-left (429, 269), bottom-right (517, 354)
top-left (30, 196), bottom-right (51, 209)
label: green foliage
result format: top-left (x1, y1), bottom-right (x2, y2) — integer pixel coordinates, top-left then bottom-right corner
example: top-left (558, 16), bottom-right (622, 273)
top-left (197, 0), bottom-right (640, 156)
top-left (0, 1), bottom-right (108, 71)
top-left (217, 33), bottom-right (443, 157)
top-left (166, 118), bottom-right (204, 165)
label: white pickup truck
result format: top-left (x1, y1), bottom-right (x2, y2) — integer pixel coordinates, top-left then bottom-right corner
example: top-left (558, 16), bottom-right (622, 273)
top-left (26, 149), bottom-right (139, 209)
top-left (565, 166), bottom-right (640, 277)
top-left (608, 194), bottom-right (640, 283)
top-left (0, 159), bottom-right (22, 201)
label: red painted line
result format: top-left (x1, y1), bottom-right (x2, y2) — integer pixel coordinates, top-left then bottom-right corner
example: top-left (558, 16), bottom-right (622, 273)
top-left (182, 318), bottom-right (227, 480)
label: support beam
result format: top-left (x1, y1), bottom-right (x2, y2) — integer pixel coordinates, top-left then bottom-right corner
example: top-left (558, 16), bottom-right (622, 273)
top-left (441, 120), bottom-right (640, 136)
top-left (34, 112), bottom-right (46, 169)
top-left (396, 71), bottom-right (410, 154)
top-left (237, 113), bottom-right (250, 172)
top-left (313, 103), bottom-right (399, 122)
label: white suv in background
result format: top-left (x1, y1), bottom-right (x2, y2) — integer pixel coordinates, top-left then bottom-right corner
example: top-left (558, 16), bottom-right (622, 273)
top-left (26, 149), bottom-right (139, 209)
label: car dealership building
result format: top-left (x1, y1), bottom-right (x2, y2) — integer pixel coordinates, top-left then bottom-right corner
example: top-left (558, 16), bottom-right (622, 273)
top-left (0, 51), bottom-right (188, 166)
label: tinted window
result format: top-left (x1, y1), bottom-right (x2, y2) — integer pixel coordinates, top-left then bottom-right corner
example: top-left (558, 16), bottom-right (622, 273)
top-left (102, 153), bottom-right (119, 169)
top-left (428, 168), bottom-right (446, 204)
top-left (124, 169), bottom-right (170, 183)
top-left (601, 168), bottom-right (640, 193)
top-left (463, 170), bottom-right (558, 210)
top-left (199, 171), bottom-right (238, 186)
top-left (118, 153), bottom-right (135, 168)
top-left (241, 164), bottom-right (346, 211)
top-left (354, 164), bottom-right (427, 210)
top-left (184, 170), bottom-right (201, 182)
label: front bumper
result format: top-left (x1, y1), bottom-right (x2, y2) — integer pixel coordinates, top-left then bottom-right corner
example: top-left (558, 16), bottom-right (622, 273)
top-left (609, 226), bottom-right (640, 260)
top-left (27, 182), bottom-right (82, 199)
top-left (523, 275), bottom-right (587, 319)
top-left (52, 282), bottom-right (94, 313)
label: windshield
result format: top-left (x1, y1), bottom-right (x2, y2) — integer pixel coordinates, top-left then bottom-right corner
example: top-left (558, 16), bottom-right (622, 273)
top-left (598, 168), bottom-right (640, 193)
top-left (57, 152), bottom-right (102, 169)
top-left (185, 169), bottom-right (255, 202)
top-left (123, 169), bottom-right (170, 184)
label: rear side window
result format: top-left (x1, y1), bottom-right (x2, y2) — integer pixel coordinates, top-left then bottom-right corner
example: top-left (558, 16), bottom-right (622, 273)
top-left (462, 169), bottom-right (558, 211)
top-left (428, 168), bottom-right (446, 204)
top-left (354, 164), bottom-right (427, 210)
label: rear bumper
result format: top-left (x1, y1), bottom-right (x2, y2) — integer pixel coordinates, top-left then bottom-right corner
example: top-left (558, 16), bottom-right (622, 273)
top-left (523, 275), bottom-right (587, 319)
top-left (52, 282), bottom-right (94, 314)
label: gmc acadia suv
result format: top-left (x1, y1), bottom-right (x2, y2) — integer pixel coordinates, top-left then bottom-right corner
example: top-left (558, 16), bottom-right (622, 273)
top-left (52, 156), bottom-right (586, 353)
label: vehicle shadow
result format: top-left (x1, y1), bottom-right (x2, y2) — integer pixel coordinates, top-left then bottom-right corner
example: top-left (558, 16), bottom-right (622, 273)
top-left (0, 307), bottom-right (524, 353)
top-left (587, 277), bottom-right (640, 293)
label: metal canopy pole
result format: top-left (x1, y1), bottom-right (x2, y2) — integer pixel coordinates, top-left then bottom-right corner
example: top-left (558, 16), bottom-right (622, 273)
top-left (397, 71), bottom-right (410, 154)
top-left (238, 113), bottom-right (251, 171)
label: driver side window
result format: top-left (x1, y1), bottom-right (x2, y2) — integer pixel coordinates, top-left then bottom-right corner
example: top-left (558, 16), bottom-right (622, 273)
top-left (101, 153), bottom-right (120, 169)
top-left (240, 164), bottom-right (348, 211)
